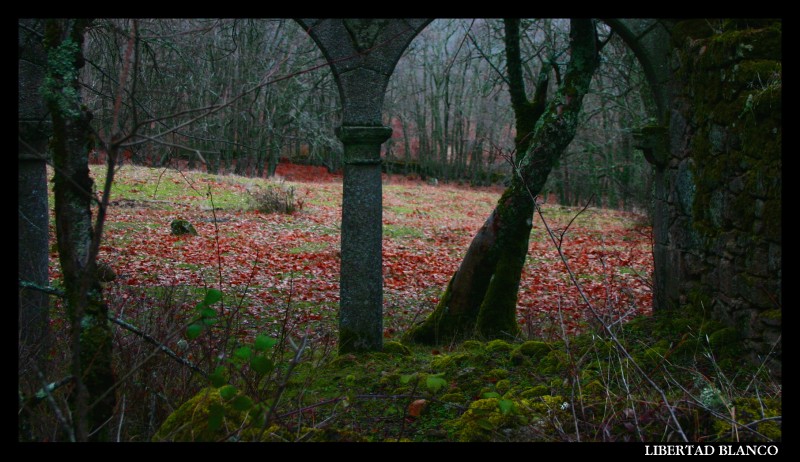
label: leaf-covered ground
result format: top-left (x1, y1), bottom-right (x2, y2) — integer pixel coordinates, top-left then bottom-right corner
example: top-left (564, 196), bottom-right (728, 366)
top-left (48, 163), bottom-right (653, 344)
top-left (44, 164), bottom-right (781, 443)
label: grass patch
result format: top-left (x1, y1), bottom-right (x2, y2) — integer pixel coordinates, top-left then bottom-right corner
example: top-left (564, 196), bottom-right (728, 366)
top-left (287, 241), bottom-right (331, 254)
top-left (385, 225), bottom-right (424, 239)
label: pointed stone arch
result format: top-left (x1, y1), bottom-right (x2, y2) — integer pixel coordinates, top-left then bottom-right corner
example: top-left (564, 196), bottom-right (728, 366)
top-left (293, 19), bottom-right (780, 376)
top-left (294, 19), bottom-right (432, 352)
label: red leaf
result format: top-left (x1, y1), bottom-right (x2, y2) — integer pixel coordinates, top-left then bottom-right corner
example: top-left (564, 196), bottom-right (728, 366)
top-left (408, 399), bottom-right (427, 417)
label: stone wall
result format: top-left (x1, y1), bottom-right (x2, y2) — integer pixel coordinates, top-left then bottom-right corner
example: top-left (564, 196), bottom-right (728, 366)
top-left (664, 19), bottom-right (781, 375)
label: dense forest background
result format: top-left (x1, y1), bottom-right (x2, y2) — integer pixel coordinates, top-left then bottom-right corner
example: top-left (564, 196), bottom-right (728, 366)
top-left (20, 18), bottom-right (779, 444)
top-left (83, 18), bottom-right (652, 210)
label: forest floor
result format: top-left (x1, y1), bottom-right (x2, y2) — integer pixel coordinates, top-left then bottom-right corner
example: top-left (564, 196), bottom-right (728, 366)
top-left (39, 163), bottom-right (780, 443)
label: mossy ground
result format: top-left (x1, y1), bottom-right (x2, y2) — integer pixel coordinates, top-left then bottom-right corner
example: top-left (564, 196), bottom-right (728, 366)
top-left (155, 305), bottom-right (780, 442)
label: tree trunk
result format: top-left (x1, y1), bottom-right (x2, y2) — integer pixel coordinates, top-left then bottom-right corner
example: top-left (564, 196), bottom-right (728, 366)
top-left (45, 19), bottom-right (116, 441)
top-left (18, 18), bottom-right (52, 375)
top-left (406, 18), bottom-right (599, 344)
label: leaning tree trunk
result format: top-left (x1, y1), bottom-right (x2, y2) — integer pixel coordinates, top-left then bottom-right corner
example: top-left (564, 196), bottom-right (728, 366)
top-left (44, 18), bottom-right (116, 441)
top-left (406, 18), bottom-right (600, 344)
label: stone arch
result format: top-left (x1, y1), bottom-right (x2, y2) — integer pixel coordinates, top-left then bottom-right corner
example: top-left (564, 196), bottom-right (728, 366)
top-left (295, 18), bottom-right (673, 350)
top-left (604, 19), bottom-right (673, 122)
top-left (603, 19), bottom-right (676, 313)
top-left (294, 19), bottom-right (432, 352)
top-left (293, 19), bottom-right (781, 376)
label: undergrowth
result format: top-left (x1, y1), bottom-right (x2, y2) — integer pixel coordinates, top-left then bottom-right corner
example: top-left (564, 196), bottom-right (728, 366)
top-left (145, 299), bottom-right (781, 442)
top-left (20, 165), bottom-right (780, 443)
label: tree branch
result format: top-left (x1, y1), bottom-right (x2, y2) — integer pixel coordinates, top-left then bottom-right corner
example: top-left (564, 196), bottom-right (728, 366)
top-left (108, 315), bottom-right (208, 378)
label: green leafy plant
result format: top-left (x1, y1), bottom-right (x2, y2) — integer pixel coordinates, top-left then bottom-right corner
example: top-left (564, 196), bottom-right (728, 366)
top-left (185, 289), bottom-right (223, 340)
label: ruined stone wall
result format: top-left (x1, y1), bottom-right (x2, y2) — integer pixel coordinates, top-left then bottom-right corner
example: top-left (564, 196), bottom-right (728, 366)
top-left (665, 19), bottom-right (781, 375)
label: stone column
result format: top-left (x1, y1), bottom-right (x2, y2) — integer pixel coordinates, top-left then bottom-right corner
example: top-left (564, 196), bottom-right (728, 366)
top-left (336, 125), bottom-right (392, 353)
top-left (633, 125), bottom-right (671, 312)
top-left (296, 18), bottom-right (431, 353)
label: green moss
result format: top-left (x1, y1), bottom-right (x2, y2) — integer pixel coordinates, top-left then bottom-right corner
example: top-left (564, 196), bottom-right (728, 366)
top-left (382, 341), bottom-right (411, 356)
top-left (450, 398), bottom-right (523, 442)
top-left (295, 427), bottom-right (367, 442)
top-left (520, 385), bottom-right (549, 399)
top-left (495, 380), bottom-right (511, 394)
top-left (637, 346), bottom-right (667, 370)
top-left (379, 371), bottom-right (401, 387)
top-left (153, 387), bottom-right (252, 442)
top-left (759, 309), bottom-right (781, 321)
top-left (485, 339), bottom-right (513, 354)
top-left (538, 349), bottom-right (569, 374)
top-left (519, 394), bottom-right (571, 426)
top-left (485, 368), bottom-right (510, 380)
top-left (512, 340), bottom-right (551, 361)
top-left (672, 19), bottom-right (718, 44)
top-left (330, 353), bottom-right (358, 368)
top-left (712, 397), bottom-right (781, 442)
top-left (707, 327), bottom-right (741, 358)
top-left (430, 352), bottom-right (470, 370)
top-left (583, 380), bottom-right (606, 396)
top-left (678, 19), bottom-right (781, 243)
top-left (461, 340), bottom-right (484, 352)
top-left (404, 279), bottom-right (476, 345)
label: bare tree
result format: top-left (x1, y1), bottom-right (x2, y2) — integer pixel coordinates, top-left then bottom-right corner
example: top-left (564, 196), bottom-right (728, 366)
top-left (406, 18), bottom-right (601, 344)
top-left (42, 18), bottom-right (117, 441)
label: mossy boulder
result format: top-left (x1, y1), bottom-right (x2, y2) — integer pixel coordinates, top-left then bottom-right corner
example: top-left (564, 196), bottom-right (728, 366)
top-left (461, 340), bottom-right (485, 353)
top-left (170, 218), bottom-right (198, 236)
top-left (486, 339), bottom-right (513, 354)
top-left (153, 387), bottom-right (251, 442)
top-left (450, 398), bottom-right (523, 442)
top-left (382, 341), bottom-right (411, 356)
top-left (520, 385), bottom-right (549, 399)
top-left (511, 340), bottom-right (551, 363)
top-left (483, 368), bottom-right (510, 381)
top-left (707, 327), bottom-right (741, 356)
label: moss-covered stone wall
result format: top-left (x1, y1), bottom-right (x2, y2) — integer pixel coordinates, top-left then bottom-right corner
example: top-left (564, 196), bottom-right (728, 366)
top-left (665, 19), bottom-right (781, 376)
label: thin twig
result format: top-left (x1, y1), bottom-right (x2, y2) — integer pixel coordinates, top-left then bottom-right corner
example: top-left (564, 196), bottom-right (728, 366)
top-left (518, 172), bottom-right (689, 441)
top-left (116, 394), bottom-right (125, 442)
top-left (20, 374), bottom-right (75, 408)
top-left (108, 315), bottom-right (208, 378)
top-left (262, 333), bottom-right (309, 430)
top-left (18, 280), bottom-right (66, 298)
top-left (32, 366), bottom-right (75, 442)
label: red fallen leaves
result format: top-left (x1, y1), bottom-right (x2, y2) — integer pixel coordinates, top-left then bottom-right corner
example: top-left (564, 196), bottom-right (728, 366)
top-left (408, 399), bottom-right (428, 417)
top-left (48, 165), bottom-right (653, 338)
top-left (274, 162), bottom-right (342, 183)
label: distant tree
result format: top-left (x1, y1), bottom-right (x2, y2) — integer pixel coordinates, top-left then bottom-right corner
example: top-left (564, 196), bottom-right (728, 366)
top-left (385, 19), bottom-right (515, 183)
top-left (406, 18), bottom-right (601, 344)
